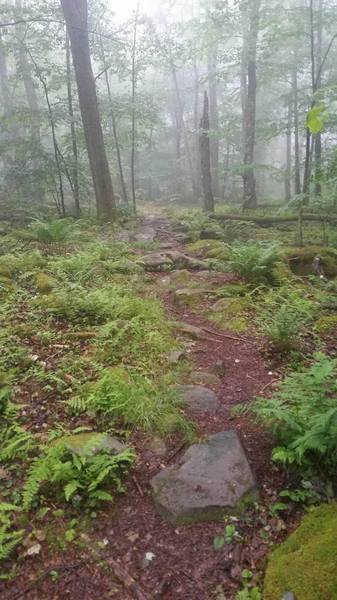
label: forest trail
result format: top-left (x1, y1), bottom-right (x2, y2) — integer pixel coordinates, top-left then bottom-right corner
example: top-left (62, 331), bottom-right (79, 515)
top-left (3, 215), bottom-right (288, 600)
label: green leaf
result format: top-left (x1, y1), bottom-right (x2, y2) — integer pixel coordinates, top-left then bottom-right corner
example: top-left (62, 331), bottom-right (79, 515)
top-left (64, 480), bottom-right (79, 502)
top-left (307, 105), bottom-right (328, 134)
top-left (65, 528), bottom-right (76, 543)
top-left (213, 535), bottom-right (225, 550)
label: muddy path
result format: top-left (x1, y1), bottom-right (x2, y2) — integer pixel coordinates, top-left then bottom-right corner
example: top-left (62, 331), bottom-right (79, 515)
top-left (3, 215), bottom-right (297, 600)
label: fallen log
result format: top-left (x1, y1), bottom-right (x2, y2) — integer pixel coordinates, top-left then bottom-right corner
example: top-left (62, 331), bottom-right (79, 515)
top-left (212, 213), bottom-right (337, 227)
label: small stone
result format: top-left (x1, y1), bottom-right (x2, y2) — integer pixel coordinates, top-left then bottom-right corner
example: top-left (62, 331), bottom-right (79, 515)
top-left (141, 551), bottom-right (156, 568)
top-left (282, 594), bottom-right (296, 600)
top-left (167, 350), bottom-right (186, 364)
top-left (25, 543), bottom-right (41, 557)
top-left (33, 530), bottom-right (46, 542)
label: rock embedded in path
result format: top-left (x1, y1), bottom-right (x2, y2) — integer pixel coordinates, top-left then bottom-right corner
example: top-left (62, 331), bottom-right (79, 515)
top-left (142, 253), bottom-right (173, 272)
top-left (173, 287), bottom-right (209, 307)
top-left (151, 431), bottom-right (258, 525)
top-left (63, 432), bottom-right (127, 457)
top-left (189, 371), bottom-right (222, 386)
top-left (133, 227), bottom-right (156, 243)
top-left (177, 385), bottom-right (220, 414)
top-left (165, 250), bottom-right (208, 271)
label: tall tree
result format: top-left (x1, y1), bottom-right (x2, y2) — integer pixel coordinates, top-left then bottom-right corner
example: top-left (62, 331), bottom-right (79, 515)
top-left (60, 0), bottom-right (115, 221)
top-left (241, 0), bottom-right (261, 209)
top-left (199, 90), bottom-right (214, 212)
top-left (66, 33), bottom-right (80, 217)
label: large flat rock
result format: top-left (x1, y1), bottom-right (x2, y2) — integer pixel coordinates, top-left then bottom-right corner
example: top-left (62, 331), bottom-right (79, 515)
top-left (151, 431), bottom-right (258, 525)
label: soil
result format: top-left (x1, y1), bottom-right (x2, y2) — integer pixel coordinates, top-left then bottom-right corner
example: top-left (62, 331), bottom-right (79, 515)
top-left (2, 216), bottom-right (303, 600)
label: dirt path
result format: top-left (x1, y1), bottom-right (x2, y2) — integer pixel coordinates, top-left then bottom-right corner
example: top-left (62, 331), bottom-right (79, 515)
top-left (3, 216), bottom-right (293, 600)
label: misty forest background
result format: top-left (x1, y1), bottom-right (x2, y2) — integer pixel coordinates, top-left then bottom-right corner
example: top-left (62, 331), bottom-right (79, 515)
top-left (1, 0), bottom-right (337, 221)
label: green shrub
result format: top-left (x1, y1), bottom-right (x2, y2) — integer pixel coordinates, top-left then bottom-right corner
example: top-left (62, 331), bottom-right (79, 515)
top-left (246, 353), bottom-right (337, 478)
top-left (30, 219), bottom-right (77, 244)
top-left (69, 369), bottom-right (190, 436)
top-left (229, 242), bottom-right (281, 284)
top-left (22, 432), bottom-right (135, 509)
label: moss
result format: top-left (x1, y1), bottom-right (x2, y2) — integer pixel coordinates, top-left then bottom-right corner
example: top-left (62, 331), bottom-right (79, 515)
top-left (105, 258), bottom-right (144, 274)
top-left (315, 315), bottom-right (337, 334)
top-left (185, 239), bottom-right (230, 261)
top-left (285, 246), bottom-right (337, 276)
top-left (36, 272), bottom-right (57, 293)
top-left (210, 298), bottom-right (248, 332)
top-left (264, 503), bottom-right (337, 600)
top-left (215, 283), bottom-right (250, 299)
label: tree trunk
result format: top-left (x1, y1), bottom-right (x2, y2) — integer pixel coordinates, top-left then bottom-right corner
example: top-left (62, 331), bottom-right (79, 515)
top-left (193, 59), bottom-right (201, 199)
top-left (285, 102), bottom-right (292, 201)
top-left (60, 0), bottom-right (115, 221)
top-left (0, 34), bottom-right (13, 171)
top-left (242, 0), bottom-right (261, 209)
top-left (199, 91), bottom-right (214, 213)
top-left (207, 49), bottom-right (219, 198)
top-left (100, 44), bottom-right (128, 204)
top-left (314, 0), bottom-right (323, 197)
top-left (15, 0), bottom-right (41, 153)
top-left (292, 68), bottom-right (301, 195)
top-left (131, 4), bottom-right (139, 214)
top-left (66, 33), bottom-right (80, 217)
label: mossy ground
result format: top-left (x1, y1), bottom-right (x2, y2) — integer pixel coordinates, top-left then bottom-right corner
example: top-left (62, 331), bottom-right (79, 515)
top-left (264, 504), bottom-right (337, 600)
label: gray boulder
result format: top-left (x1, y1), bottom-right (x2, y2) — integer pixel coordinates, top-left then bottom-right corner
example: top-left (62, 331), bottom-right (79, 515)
top-left (151, 431), bottom-right (258, 525)
top-left (189, 371), bottom-right (222, 386)
top-left (177, 385), bottom-right (220, 414)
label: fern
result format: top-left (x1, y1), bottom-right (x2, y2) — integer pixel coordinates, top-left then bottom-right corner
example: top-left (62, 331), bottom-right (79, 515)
top-left (245, 353), bottom-right (337, 478)
top-left (22, 433), bottom-right (135, 509)
top-left (229, 242), bottom-right (281, 284)
top-left (0, 424), bottom-right (37, 462)
top-left (0, 504), bottom-right (23, 561)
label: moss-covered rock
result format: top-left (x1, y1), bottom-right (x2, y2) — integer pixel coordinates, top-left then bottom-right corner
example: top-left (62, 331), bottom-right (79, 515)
top-left (210, 298), bottom-right (248, 332)
top-left (174, 287), bottom-right (209, 307)
top-left (285, 246), bottom-right (337, 277)
top-left (185, 239), bottom-right (230, 261)
top-left (264, 503), bottom-right (337, 600)
top-left (36, 272), bottom-right (57, 293)
top-left (105, 258), bottom-right (144, 274)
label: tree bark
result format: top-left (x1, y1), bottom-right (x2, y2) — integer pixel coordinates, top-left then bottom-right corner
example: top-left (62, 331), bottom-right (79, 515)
top-left (314, 0), bottom-right (323, 197)
top-left (199, 91), bottom-right (214, 213)
top-left (66, 33), bottom-right (80, 217)
top-left (60, 0), bottom-right (115, 221)
top-left (242, 0), bottom-right (261, 209)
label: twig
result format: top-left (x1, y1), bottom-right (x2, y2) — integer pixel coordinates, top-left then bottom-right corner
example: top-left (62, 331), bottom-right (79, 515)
top-left (259, 379), bottom-right (279, 394)
top-left (167, 441), bottom-right (186, 464)
top-left (132, 475), bottom-right (144, 497)
top-left (200, 326), bottom-right (249, 344)
top-left (108, 557), bottom-right (149, 600)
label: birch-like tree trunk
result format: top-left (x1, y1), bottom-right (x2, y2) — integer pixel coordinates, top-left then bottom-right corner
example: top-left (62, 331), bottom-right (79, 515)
top-left (199, 91), bottom-right (214, 213)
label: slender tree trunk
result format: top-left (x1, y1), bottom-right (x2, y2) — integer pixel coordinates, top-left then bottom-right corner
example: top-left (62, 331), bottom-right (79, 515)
top-left (15, 0), bottom-right (41, 153)
top-left (285, 102), bottom-right (292, 201)
top-left (172, 67), bottom-right (197, 198)
top-left (100, 45), bottom-right (128, 204)
top-left (66, 33), bottom-right (80, 217)
top-left (193, 60), bottom-right (201, 199)
top-left (60, 0), bottom-right (115, 221)
top-left (242, 0), bottom-right (261, 209)
top-left (199, 91), bottom-right (214, 213)
top-left (130, 4), bottom-right (139, 214)
top-left (314, 0), bottom-right (323, 196)
top-left (292, 68), bottom-right (301, 195)
top-left (0, 34), bottom-right (13, 170)
top-left (207, 49), bottom-right (219, 198)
